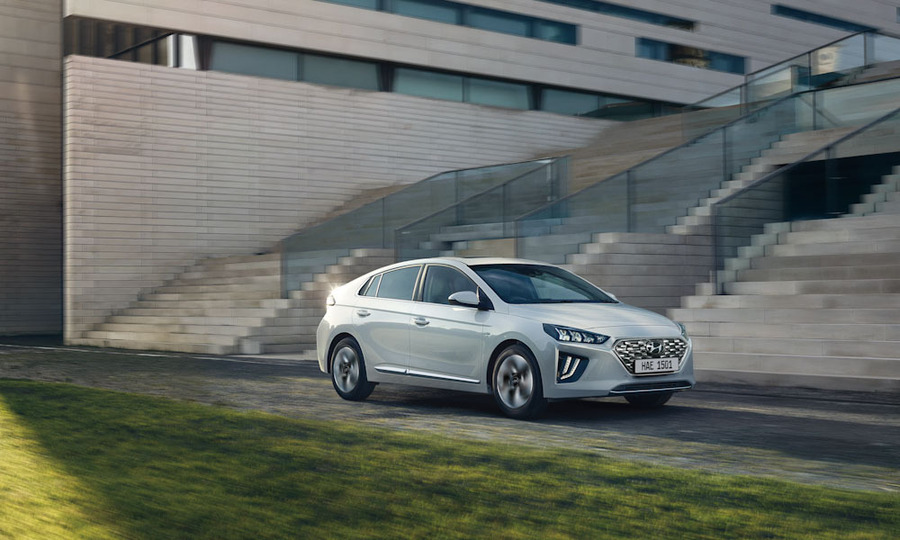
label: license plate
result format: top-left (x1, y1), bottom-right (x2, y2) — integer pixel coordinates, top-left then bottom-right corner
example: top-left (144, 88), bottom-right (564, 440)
top-left (634, 358), bottom-right (677, 374)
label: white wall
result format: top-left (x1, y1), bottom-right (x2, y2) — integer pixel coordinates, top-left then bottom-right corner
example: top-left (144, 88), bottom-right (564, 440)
top-left (63, 0), bottom-right (900, 106)
top-left (63, 55), bottom-right (610, 340)
top-left (0, 0), bottom-right (62, 335)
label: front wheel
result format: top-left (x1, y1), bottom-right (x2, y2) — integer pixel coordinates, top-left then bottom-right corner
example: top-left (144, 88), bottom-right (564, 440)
top-left (330, 337), bottom-right (375, 401)
top-left (625, 391), bottom-right (673, 408)
top-left (491, 344), bottom-right (547, 420)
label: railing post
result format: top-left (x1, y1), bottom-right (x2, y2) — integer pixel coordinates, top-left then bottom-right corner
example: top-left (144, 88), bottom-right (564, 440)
top-left (711, 205), bottom-right (722, 295)
top-left (825, 146), bottom-right (838, 216)
top-left (626, 169), bottom-right (635, 232)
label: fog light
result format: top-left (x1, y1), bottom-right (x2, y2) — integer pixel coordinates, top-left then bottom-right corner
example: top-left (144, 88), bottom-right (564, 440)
top-left (557, 353), bottom-right (588, 383)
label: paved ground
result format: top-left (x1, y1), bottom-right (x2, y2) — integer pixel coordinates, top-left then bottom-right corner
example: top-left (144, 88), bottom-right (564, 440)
top-left (1, 341), bottom-right (898, 493)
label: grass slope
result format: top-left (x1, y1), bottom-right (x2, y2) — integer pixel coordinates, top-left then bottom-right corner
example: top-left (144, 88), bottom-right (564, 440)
top-left (0, 379), bottom-right (896, 539)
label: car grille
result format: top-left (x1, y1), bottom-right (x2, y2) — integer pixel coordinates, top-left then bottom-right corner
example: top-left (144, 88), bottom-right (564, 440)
top-left (613, 338), bottom-right (688, 374)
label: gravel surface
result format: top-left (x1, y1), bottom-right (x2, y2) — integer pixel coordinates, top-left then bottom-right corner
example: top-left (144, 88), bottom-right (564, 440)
top-left (1, 342), bottom-right (898, 493)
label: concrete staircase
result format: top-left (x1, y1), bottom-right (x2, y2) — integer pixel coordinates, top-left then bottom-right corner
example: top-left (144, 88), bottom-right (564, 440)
top-left (671, 167), bottom-right (900, 392)
top-left (78, 249), bottom-right (393, 355)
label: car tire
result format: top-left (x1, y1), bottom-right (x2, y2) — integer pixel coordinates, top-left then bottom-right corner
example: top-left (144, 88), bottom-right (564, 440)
top-left (625, 391), bottom-right (673, 408)
top-left (330, 337), bottom-right (375, 401)
top-left (491, 344), bottom-right (547, 420)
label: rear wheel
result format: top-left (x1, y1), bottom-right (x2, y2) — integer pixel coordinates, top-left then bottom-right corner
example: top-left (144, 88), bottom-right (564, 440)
top-left (330, 337), bottom-right (375, 401)
top-left (491, 344), bottom-right (547, 420)
top-left (625, 391), bottom-right (673, 408)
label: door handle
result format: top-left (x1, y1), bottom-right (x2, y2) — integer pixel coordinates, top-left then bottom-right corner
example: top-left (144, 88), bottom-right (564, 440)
top-left (413, 317), bottom-right (430, 326)
top-left (356, 309), bottom-right (371, 317)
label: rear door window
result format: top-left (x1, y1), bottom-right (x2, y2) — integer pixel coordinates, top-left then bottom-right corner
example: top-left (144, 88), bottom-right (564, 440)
top-left (376, 266), bottom-right (421, 301)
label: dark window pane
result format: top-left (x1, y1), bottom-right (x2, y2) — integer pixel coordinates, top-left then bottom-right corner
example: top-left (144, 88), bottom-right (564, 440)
top-left (361, 274), bottom-right (382, 297)
top-left (325, 0), bottom-right (379, 9)
top-left (708, 51), bottom-right (746, 75)
top-left (303, 54), bottom-right (380, 90)
top-left (468, 78), bottom-right (531, 109)
top-left (541, 88), bottom-right (600, 116)
top-left (771, 4), bottom-right (874, 33)
top-left (210, 41), bottom-right (298, 80)
top-left (636, 37), bottom-right (669, 61)
top-left (422, 266), bottom-right (476, 304)
top-left (392, 0), bottom-right (461, 24)
top-left (377, 266), bottom-right (421, 300)
top-left (534, 20), bottom-right (577, 44)
top-left (538, 0), bottom-right (694, 30)
top-left (467, 8), bottom-right (531, 37)
top-left (394, 68), bottom-right (464, 101)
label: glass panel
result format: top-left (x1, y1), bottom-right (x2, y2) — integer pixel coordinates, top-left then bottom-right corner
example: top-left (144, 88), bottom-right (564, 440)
top-left (467, 9), bottom-right (531, 37)
top-left (377, 266), bottom-right (421, 300)
top-left (392, 0), bottom-right (461, 24)
top-left (871, 34), bottom-right (900, 64)
top-left (708, 51), bottom-right (745, 75)
top-left (210, 41), bottom-right (298, 81)
top-left (533, 20), bottom-right (577, 44)
top-left (542, 89), bottom-right (600, 116)
top-left (468, 78), bottom-right (531, 109)
top-left (362, 274), bottom-right (382, 296)
top-left (810, 34), bottom-right (865, 83)
top-left (323, 0), bottom-right (379, 9)
top-left (422, 266), bottom-right (476, 304)
top-left (303, 54), bottom-right (380, 90)
top-left (636, 38), bottom-right (667, 61)
top-left (393, 68), bottom-right (463, 101)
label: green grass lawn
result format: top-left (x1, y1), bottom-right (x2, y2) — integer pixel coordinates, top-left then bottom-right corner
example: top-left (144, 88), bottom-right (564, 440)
top-left (0, 379), bottom-right (896, 539)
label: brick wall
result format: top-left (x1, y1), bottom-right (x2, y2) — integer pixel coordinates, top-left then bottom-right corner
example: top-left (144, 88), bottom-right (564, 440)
top-left (0, 0), bottom-right (62, 335)
top-left (64, 55), bottom-right (609, 340)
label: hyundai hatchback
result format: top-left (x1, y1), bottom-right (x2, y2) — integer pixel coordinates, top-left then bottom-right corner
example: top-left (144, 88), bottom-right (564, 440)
top-left (316, 258), bottom-right (694, 419)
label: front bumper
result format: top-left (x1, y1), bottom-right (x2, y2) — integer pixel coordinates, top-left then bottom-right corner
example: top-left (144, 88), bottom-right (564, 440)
top-left (541, 340), bottom-right (695, 400)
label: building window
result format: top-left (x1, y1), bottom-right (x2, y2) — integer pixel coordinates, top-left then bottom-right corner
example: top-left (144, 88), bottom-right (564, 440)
top-left (317, 0), bottom-right (578, 45)
top-left (468, 78), bottom-right (531, 109)
top-left (65, 16), bottom-right (682, 121)
top-left (303, 54), bottom-right (380, 90)
top-left (636, 38), bottom-right (746, 74)
top-left (771, 5), bottom-right (875, 33)
top-left (394, 68), bottom-right (465, 101)
top-left (536, 0), bottom-right (694, 30)
top-left (210, 42), bottom-right (299, 81)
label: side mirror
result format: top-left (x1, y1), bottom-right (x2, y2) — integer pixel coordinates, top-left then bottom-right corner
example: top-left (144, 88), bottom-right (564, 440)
top-left (448, 291), bottom-right (479, 308)
top-left (448, 290), bottom-right (492, 310)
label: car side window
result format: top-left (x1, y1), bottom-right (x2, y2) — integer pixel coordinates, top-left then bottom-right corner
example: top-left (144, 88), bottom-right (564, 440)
top-left (422, 265), bottom-right (477, 305)
top-left (375, 266), bottom-right (421, 301)
top-left (360, 274), bottom-right (381, 297)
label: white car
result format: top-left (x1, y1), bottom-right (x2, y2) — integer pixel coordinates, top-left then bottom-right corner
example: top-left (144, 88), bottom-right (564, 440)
top-left (316, 258), bottom-right (694, 419)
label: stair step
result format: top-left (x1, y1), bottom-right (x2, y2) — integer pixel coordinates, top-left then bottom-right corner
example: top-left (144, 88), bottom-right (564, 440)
top-left (679, 293), bottom-right (900, 310)
top-left (736, 264), bottom-right (900, 282)
top-left (672, 306), bottom-right (900, 324)
top-left (725, 278), bottom-right (900, 295)
top-left (692, 336), bottom-right (900, 359)
top-left (683, 320), bottom-right (899, 340)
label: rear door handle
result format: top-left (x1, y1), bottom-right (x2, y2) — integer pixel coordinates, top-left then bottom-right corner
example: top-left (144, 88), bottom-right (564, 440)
top-left (413, 317), bottom-right (430, 327)
top-left (356, 309), bottom-right (371, 317)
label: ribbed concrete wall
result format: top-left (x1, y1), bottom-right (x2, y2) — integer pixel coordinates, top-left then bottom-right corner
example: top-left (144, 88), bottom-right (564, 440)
top-left (64, 55), bottom-right (609, 341)
top-left (63, 0), bottom-right (887, 105)
top-left (0, 0), bottom-right (62, 335)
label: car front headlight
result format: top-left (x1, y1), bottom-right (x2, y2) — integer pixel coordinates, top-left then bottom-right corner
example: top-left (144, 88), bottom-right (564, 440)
top-left (676, 322), bottom-right (688, 338)
top-left (542, 323), bottom-right (609, 345)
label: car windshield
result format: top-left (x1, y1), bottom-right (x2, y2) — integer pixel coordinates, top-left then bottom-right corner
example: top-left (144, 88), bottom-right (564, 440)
top-left (471, 264), bottom-right (617, 304)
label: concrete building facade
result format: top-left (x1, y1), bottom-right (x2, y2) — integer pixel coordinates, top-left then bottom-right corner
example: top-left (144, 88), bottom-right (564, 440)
top-left (2, 0), bottom-right (900, 338)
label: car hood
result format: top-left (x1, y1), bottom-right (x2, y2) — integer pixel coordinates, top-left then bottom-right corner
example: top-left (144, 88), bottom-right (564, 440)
top-left (506, 302), bottom-right (679, 332)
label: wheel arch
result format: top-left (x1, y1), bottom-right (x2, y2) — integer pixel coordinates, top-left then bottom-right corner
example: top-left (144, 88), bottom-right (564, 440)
top-left (486, 339), bottom-right (536, 391)
top-left (325, 332), bottom-right (357, 374)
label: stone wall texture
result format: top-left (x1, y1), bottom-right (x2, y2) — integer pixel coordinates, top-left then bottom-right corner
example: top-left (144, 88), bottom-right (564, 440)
top-left (63, 55), bottom-right (609, 340)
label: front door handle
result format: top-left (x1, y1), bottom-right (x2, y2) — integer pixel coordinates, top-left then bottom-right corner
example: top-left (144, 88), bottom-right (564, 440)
top-left (356, 309), bottom-right (371, 317)
top-left (413, 317), bottom-right (430, 327)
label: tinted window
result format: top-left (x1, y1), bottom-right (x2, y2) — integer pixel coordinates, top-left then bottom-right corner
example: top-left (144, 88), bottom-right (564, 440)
top-left (472, 264), bottom-right (615, 304)
top-left (394, 68), bottom-right (464, 101)
top-left (210, 42), bottom-right (298, 80)
top-left (422, 266), bottom-right (477, 304)
top-left (360, 274), bottom-right (382, 297)
top-left (303, 54), bottom-right (380, 90)
top-left (376, 266), bottom-right (421, 300)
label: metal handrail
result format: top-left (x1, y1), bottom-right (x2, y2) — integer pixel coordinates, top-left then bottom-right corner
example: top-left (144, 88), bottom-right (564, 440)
top-left (710, 105), bottom-right (900, 294)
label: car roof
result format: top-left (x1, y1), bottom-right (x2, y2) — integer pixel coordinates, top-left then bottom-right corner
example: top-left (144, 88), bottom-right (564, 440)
top-left (403, 257), bottom-right (555, 268)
